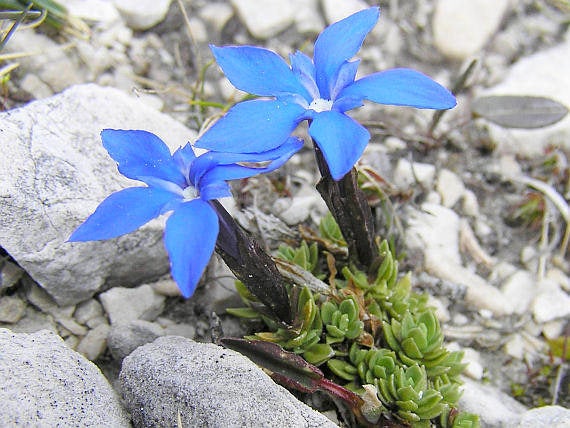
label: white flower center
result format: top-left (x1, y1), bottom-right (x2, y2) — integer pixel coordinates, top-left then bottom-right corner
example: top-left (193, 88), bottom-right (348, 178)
top-left (182, 185), bottom-right (198, 201)
top-left (308, 98), bottom-right (333, 113)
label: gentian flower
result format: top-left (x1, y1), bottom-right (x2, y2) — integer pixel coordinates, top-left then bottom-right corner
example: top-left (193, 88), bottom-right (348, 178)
top-left (195, 7), bottom-right (456, 180)
top-left (69, 129), bottom-right (302, 297)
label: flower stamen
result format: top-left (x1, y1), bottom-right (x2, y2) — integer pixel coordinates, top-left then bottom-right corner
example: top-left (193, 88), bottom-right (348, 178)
top-left (308, 98), bottom-right (333, 113)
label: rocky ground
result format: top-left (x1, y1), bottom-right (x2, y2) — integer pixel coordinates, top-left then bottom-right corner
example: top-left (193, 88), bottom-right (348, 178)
top-left (1, 0), bottom-right (570, 426)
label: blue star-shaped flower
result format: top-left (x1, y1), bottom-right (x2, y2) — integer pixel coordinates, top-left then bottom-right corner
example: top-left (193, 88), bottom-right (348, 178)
top-left (195, 7), bottom-right (456, 180)
top-left (69, 129), bottom-right (302, 297)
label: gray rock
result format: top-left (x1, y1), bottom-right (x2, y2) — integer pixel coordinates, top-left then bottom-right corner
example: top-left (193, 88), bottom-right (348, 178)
top-left (4, 30), bottom-right (83, 93)
top-left (0, 259), bottom-right (24, 291)
top-left (120, 336), bottom-right (338, 427)
top-left (406, 203), bottom-right (513, 315)
top-left (517, 405), bottom-right (570, 428)
top-left (322, 0), bottom-right (368, 25)
top-left (231, 0), bottom-right (296, 39)
top-left (100, 284), bottom-right (165, 326)
top-left (436, 169), bottom-right (465, 208)
top-left (107, 320), bottom-right (165, 360)
top-left (459, 378), bottom-right (527, 428)
top-left (77, 322), bottom-right (111, 361)
top-left (74, 299), bottom-right (105, 325)
top-left (113, 0), bottom-right (172, 30)
top-left (26, 283), bottom-right (88, 336)
top-left (482, 38), bottom-right (570, 157)
top-left (0, 328), bottom-right (129, 426)
top-left (0, 306), bottom-right (57, 334)
top-left (0, 84), bottom-right (197, 305)
top-left (0, 296), bottom-right (26, 323)
top-left (432, 0), bottom-right (511, 60)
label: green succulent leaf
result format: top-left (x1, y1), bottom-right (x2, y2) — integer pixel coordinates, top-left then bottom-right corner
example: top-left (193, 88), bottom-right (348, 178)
top-left (303, 343), bottom-right (335, 366)
top-left (225, 307), bottom-right (261, 319)
top-left (327, 358), bottom-right (358, 381)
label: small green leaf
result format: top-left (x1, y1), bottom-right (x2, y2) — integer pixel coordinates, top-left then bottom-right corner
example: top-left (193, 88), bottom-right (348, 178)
top-left (547, 337), bottom-right (570, 360)
top-left (225, 307), bottom-right (261, 319)
top-left (472, 95), bottom-right (568, 129)
top-left (327, 358), bottom-right (358, 381)
top-left (303, 343), bottom-right (335, 366)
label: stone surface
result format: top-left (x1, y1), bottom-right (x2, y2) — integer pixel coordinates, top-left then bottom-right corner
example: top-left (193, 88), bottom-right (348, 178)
top-left (0, 84), bottom-right (197, 305)
top-left (0, 296), bottom-right (26, 323)
top-left (4, 30), bottom-right (83, 93)
top-left (432, 0), bottom-right (511, 60)
top-left (231, 0), bottom-right (296, 39)
top-left (99, 284), bottom-right (165, 326)
top-left (113, 0), bottom-right (172, 30)
top-left (74, 299), bottom-right (105, 325)
top-left (0, 328), bottom-right (129, 426)
top-left (532, 285), bottom-right (570, 323)
top-left (500, 270), bottom-right (536, 315)
top-left (322, 0), bottom-right (368, 24)
top-left (436, 169), bottom-right (465, 208)
top-left (120, 336), bottom-right (337, 427)
top-left (482, 38), bottom-right (570, 157)
top-left (517, 405), bottom-right (570, 428)
top-left (406, 203), bottom-right (513, 315)
top-left (77, 323), bottom-right (111, 361)
top-left (393, 158), bottom-right (436, 190)
top-left (459, 378), bottom-right (527, 427)
top-left (107, 320), bottom-right (165, 360)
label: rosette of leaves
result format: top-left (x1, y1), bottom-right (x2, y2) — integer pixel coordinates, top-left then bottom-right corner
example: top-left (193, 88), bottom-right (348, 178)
top-left (320, 295), bottom-right (364, 345)
top-left (319, 211), bottom-right (347, 247)
top-left (277, 240), bottom-right (319, 274)
top-left (248, 286), bottom-right (334, 366)
top-left (342, 239), bottom-right (428, 320)
top-left (374, 363), bottom-right (446, 425)
top-left (383, 309), bottom-right (466, 379)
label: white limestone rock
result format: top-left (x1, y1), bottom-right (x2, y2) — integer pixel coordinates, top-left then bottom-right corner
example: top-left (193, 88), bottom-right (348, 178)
top-left (77, 322), bottom-right (111, 361)
top-left (113, 0), bottom-right (172, 30)
top-left (4, 30), bottom-right (83, 93)
top-left (459, 378), bottom-right (526, 427)
top-left (436, 168), bottom-right (465, 208)
top-left (517, 405), bottom-right (570, 428)
top-left (107, 320), bottom-right (165, 360)
top-left (322, 0), bottom-right (369, 24)
top-left (407, 203), bottom-right (513, 315)
top-left (0, 296), bottom-right (26, 324)
top-left (532, 283), bottom-right (570, 323)
top-left (120, 336), bottom-right (338, 427)
top-left (99, 284), bottom-right (166, 326)
top-left (0, 329), bottom-right (129, 426)
top-left (393, 158), bottom-right (436, 190)
top-left (230, 0), bottom-right (296, 39)
top-left (432, 0), bottom-right (511, 60)
top-left (481, 38), bottom-right (570, 157)
top-left (500, 270), bottom-right (536, 315)
top-left (0, 84), bottom-right (197, 306)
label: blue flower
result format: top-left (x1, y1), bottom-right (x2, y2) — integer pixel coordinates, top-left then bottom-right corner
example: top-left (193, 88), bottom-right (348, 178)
top-left (195, 7), bottom-right (456, 180)
top-left (69, 129), bottom-right (302, 297)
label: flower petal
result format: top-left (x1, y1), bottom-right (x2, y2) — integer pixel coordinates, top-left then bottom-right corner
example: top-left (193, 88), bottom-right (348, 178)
top-left (102, 129), bottom-right (186, 187)
top-left (290, 51), bottom-right (319, 101)
top-left (164, 199), bottom-right (219, 298)
top-left (68, 187), bottom-right (177, 241)
top-left (340, 68), bottom-right (457, 109)
top-left (309, 111), bottom-right (370, 180)
top-left (197, 137), bottom-right (304, 193)
top-left (330, 60), bottom-right (360, 100)
top-left (211, 45), bottom-right (310, 99)
top-left (195, 99), bottom-right (306, 153)
top-left (313, 7), bottom-right (379, 98)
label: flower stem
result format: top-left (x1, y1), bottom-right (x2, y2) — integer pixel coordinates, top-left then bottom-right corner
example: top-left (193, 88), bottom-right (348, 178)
top-left (313, 143), bottom-right (378, 269)
top-left (211, 200), bottom-right (292, 324)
